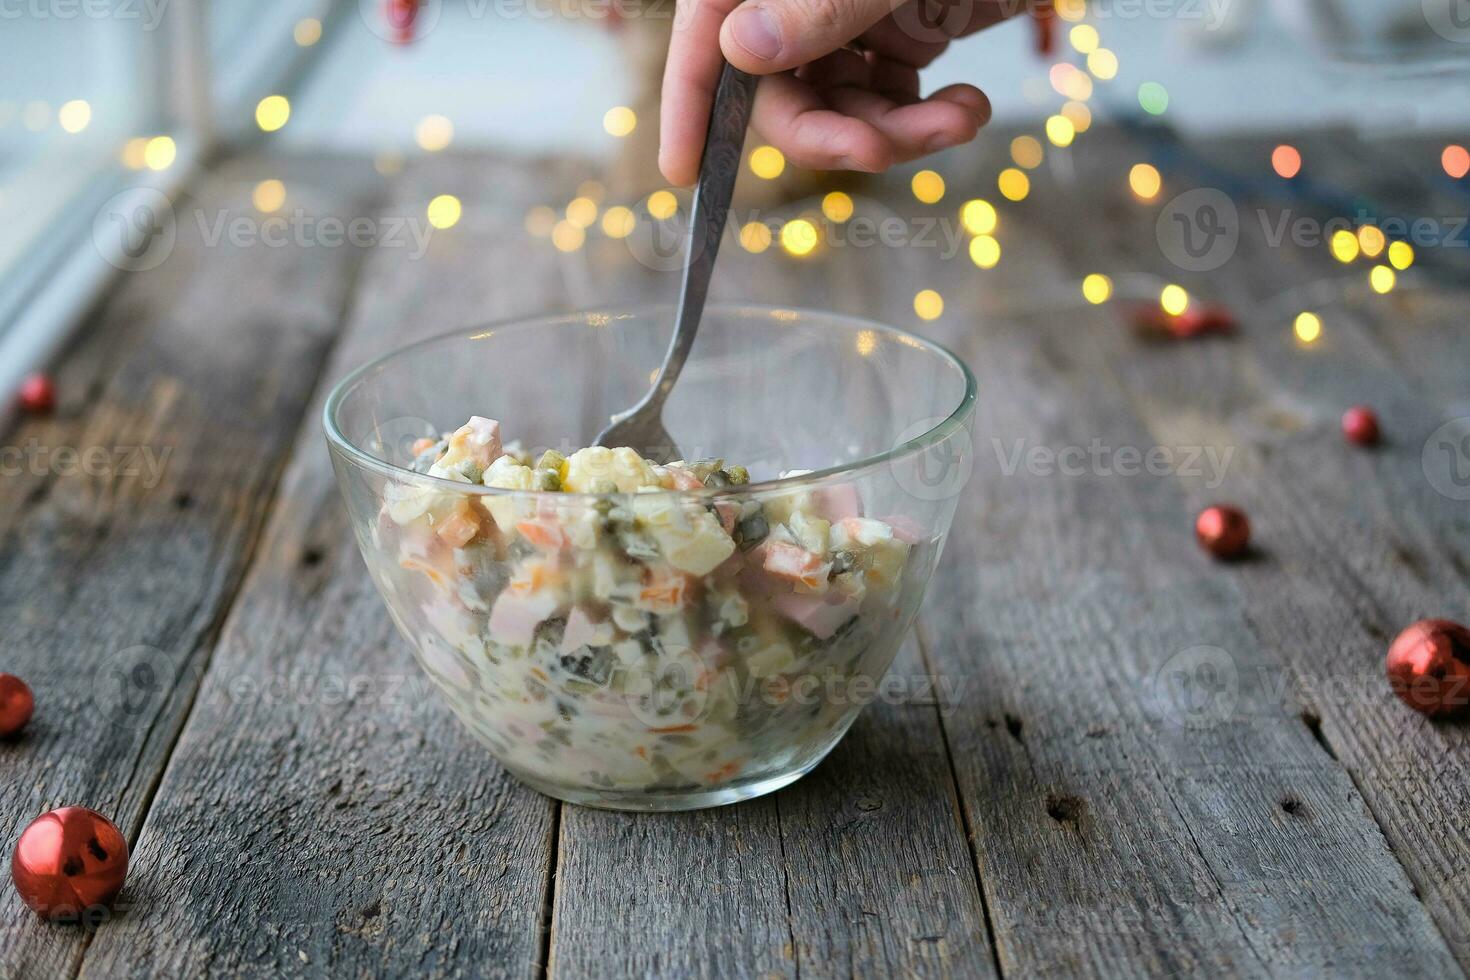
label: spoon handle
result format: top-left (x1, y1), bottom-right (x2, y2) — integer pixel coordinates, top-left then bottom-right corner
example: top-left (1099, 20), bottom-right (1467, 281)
top-left (647, 63), bottom-right (758, 409)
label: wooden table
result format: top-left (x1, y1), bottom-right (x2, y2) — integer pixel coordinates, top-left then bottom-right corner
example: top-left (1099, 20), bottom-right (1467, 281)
top-left (3, 126), bottom-right (1469, 978)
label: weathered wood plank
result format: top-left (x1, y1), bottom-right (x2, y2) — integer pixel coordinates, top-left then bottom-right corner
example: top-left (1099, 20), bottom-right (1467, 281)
top-left (73, 154), bottom-right (585, 979)
top-left (0, 154), bottom-right (376, 979)
top-left (912, 126), bottom-right (1461, 977)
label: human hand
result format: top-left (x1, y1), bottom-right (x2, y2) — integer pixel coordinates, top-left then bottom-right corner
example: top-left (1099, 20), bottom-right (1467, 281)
top-left (659, 0), bottom-right (1024, 186)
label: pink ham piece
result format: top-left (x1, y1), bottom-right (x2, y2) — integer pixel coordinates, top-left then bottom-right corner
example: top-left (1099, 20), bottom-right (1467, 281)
top-left (560, 607), bottom-right (601, 654)
top-left (449, 416), bottom-right (503, 469)
top-left (487, 589), bottom-right (558, 647)
top-left (773, 591), bottom-right (861, 640)
top-left (813, 483), bottom-right (863, 522)
top-left (663, 465), bottom-right (705, 491)
top-left (879, 514), bottom-right (927, 545)
top-left (762, 541), bottom-right (827, 588)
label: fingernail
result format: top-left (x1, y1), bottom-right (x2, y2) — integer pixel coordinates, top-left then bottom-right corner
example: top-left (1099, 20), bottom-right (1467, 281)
top-left (840, 156), bottom-right (877, 173)
top-left (729, 7), bottom-right (782, 61)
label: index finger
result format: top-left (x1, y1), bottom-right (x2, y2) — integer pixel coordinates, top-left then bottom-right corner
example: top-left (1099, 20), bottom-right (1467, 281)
top-left (660, 0), bottom-right (744, 186)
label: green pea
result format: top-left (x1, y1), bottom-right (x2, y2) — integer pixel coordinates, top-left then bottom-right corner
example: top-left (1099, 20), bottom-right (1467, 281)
top-left (532, 468), bottom-right (562, 492)
top-left (536, 449), bottom-right (566, 472)
top-left (588, 478), bottom-right (619, 495)
top-left (725, 465), bottom-right (749, 485)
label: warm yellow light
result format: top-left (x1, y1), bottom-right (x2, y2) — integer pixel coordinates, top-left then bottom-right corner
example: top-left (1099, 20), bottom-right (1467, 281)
top-left (427, 194), bottom-right (462, 230)
top-left (121, 137), bottom-right (149, 170)
top-left (551, 220), bottom-right (585, 252)
top-left (577, 180), bottom-right (605, 202)
top-left (1010, 135), bottom-right (1043, 169)
top-left (566, 196), bottom-right (598, 228)
top-left (252, 179), bottom-right (286, 213)
top-left (57, 100), bottom-right (91, 134)
top-left (525, 205), bottom-right (556, 237)
top-left (913, 289), bottom-right (944, 320)
top-left (1128, 163), bottom-right (1162, 201)
top-left (601, 205), bottom-right (635, 239)
top-left (969, 235), bottom-right (1001, 269)
top-left (1294, 312), bottom-right (1322, 344)
top-left (1388, 240), bottom-right (1414, 270)
top-left (1087, 48), bottom-right (1118, 80)
top-left (1082, 273), bottom-right (1113, 305)
top-left (855, 330), bottom-right (877, 357)
top-left (1271, 144), bottom-right (1301, 179)
top-left (415, 114), bottom-right (454, 152)
top-left (911, 169), bottom-right (945, 204)
top-left (1069, 24), bottom-right (1100, 53)
top-left (294, 17), bottom-right (322, 46)
top-left (821, 191), bottom-right (854, 223)
top-left (1329, 229), bottom-right (1359, 263)
top-left (740, 221), bottom-right (773, 253)
top-left (1056, 0), bottom-right (1086, 22)
top-left (750, 145), bottom-right (785, 180)
top-left (255, 95), bottom-right (291, 132)
top-left (780, 218), bottom-right (818, 256)
top-left (1370, 265), bottom-right (1396, 294)
top-left (1160, 284), bottom-right (1189, 316)
top-left (1045, 115), bottom-right (1076, 148)
top-left (1357, 225), bottom-right (1385, 258)
top-left (647, 190), bottom-right (678, 220)
top-left (603, 106), bottom-right (636, 137)
top-left (959, 199), bottom-right (997, 235)
top-left (1062, 101), bottom-right (1092, 133)
top-left (143, 136), bottom-right (176, 171)
top-left (998, 168), bottom-right (1030, 202)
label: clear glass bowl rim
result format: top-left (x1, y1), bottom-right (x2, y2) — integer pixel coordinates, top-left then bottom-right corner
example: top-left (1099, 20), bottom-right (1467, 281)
top-left (322, 302), bottom-right (977, 499)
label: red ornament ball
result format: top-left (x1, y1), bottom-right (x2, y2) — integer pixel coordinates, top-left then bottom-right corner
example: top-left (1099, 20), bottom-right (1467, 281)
top-left (17, 374), bottom-right (55, 415)
top-left (1342, 406), bottom-right (1380, 446)
top-left (0, 674), bottom-right (34, 738)
top-left (12, 807), bottom-right (129, 920)
top-left (1386, 619), bottom-right (1470, 718)
top-left (1195, 504), bottom-right (1251, 560)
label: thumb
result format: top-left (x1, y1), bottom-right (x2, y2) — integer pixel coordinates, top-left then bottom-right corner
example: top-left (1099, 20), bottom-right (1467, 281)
top-left (720, 0), bottom-right (902, 74)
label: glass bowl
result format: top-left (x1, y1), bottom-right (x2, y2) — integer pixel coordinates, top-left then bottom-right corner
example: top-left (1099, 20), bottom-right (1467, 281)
top-left (324, 305), bottom-right (975, 811)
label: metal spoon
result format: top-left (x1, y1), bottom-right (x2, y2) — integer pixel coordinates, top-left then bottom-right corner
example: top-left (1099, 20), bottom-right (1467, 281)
top-left (594, 62), bottom-right (758, 463)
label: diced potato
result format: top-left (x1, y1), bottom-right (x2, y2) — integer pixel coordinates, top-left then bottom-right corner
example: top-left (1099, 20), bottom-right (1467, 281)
top-left (564, 446), bottom-right (661, 493)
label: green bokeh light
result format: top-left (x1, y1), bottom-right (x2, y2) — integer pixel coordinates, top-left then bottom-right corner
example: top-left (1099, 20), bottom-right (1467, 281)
top-left (1138, 82), bottom-right (1169, 115)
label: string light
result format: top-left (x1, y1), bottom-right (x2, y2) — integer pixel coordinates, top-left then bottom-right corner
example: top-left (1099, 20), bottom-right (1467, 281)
top-left (1056, 0), bottom-right (1086, 22)
top-left (749, 146), bottom-right (785, 180)
top-left (1388, 241), bottom-right (1414, 270)
top-left (1082, 274), bottom-right (1112, 304)
top-left (821, 191), bottom-right (854, 223)
top-left (252, 179), bottom-right (286, 213)
top-left (1069, 24), bottom-right (1099, 53)
top-left (525, 206), bottom-right (556, 237)
top-left (566, 197), bottom-right (598, 229)
top-left (603, 106), bottom-right (636, 137)
top-left (551, 220), bottom-right (585, 252)
top-left (57, 100), bottom-right (90, 134)
top-left (255, 95), bottom-right (291, 132)
top-left (294, 18), bottom-right (322, 46)
top-left (969, 235), bottom-right (1001, 269)
top-left (121, 137), bottom-right (148, 169)
top-left (1357, 225), bottom-right (1385, 258)
top-left (427, 194), bottom-right (462, 230)
top-left (143, 136), bottom-right (176, 171)
top-left (1329, 229), bottom-right (1359, 263)
top-left (1087, 48), bottom-right (1118, 80)
top-left (959, 199), bottom-right (997, 235)
top-left (647, 190), bottom-right (678, 220)
top-left (415, 115), bottom-right (453, 151)
top-left (1294, 312), bottom-right (1322, 344)
top-left (1160, 284), bottom-right (1189, 316)
top-left (1271, 145), bottom-right (1301, 179)
top-left (1045, 115), bottom-right (1075, 148)
top-left (1010, 135), bottom-right (1044, 169)
top-left (1128, 163), bottom-right (1162, 201)
top-left (911, 170), bottom-right (945, 204)
top-left (1443, 144), bottom-right (1470, 180)
top-left (998, 168), bottom-right (1030, 202)
top-left (1369, 265), bottom-right (1395, 294)
top-left (780, 219), bottom-right (818, 257)
top-left (1138, 82), bottom-right (1169, 115)
top-left (601, 206), bottom-right (635, 239)
top-left (913, 289), bottom-right (944, 320)
top-left (740, 221), bottom-right (772, 253)
top-left (1062, 101), bottom-right (1092, 133)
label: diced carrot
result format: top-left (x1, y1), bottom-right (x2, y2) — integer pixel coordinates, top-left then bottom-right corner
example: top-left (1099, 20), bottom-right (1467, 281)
top-left (704, 760), bottom-right (742, 783)
top-left (634, 745), bottom-right (648, 759)
top-left (763, 541), bottom-right (828, 589)
top-left (529, 667), bottom-right (549, 683)
top-left (509, 561), bottom-right (558, 596)
top-left (515, 519), bottom-right (566, 551)
top-left (436, 504), bottom-right (481, 548)
top-left (639, 566), bottom-right (692, 612)
top-left (399, 557), bottom-right (448, 588)
top-left (664, 465), bottom-right (704, 490)
top-left (410, 437), bottom-right (437, 457)
top-left (649, 723), bottom-right (698, 734)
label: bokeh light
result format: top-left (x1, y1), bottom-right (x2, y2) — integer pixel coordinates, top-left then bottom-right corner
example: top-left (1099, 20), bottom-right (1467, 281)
top-left (750, 146), bottom-right (785, 180)
top-left (780, 218), bottom-right (818, 256)
top-left (1082, 273), bottom-right (1113, 304)
top-left (740, 221), bottom-right (772, 253)
top-left (57, 100), bottom-right (90, 134)
top-left (1062, 101), bottom-right (1092, 133)
top-left (601, 205), bottom-right (635, 239)
top-left (998, 168), bottom-right (1030, 202)
top-left (525, 205), bottom-right (556, 237)
top-left (603, 106), bottom-right (636, 137)
top-left (1329, 229), bottom-right (1359, 263)
top-left (960, 199), bottom-right (997, 235)
top-left (1357, 225), bottom-right (1385, 258)
top-left (821, 191), bottom-right (854, 223)
top-left (1138, 82), bottom-right (1169, 115)
top-left (427, 194), bottom-right (462, 230)
top-left (1011, 135), bottom-right (1044, 169)
top-left (551, 220), bottom-right (585, 252)
top-left (144, 136), bottom-right (176, 171)
top-left (913, 289), bottom-right (944, 320)
top-left (1128, 163), bottom-right (1162, 200)
top-left (294, 18), bottom-right (322, 46)
top-left (1045, 115), bottom-right (1076, 148)
top-left (565, 196), bottom-right (598, 229)
top-left (912, 170), bottom-right (945, 204)
top-left (121, 137), bottom-right (148, 169)
top-left (1369, 265), bottom-right (1396, 294)
top-left (415, 114), bottom-right (453, 151)
top-left (1271, 144), bottom-right (1301, 179)
top-left (969, 235), bottom-right (1000, 269)
top-left (1160, 284), bottom-right (1189, 316)
top-left (1088, 48), bottom-right (1118, 80)
top-left (1069, 24), bottom-right (1099, 53)
top-left (252, 179), bottom-right (286, 213)
top-left (647, 190), bottom-right (678, 220)
top-left (1388, 241), bottom-right (1414, 270)
top-left (255, 95), bottom-right (291, 132)
top-left (1443, 144), bottom-right (1470, 180)
top-left (1294, 312), bottom-right (1322, 344)
top-left (1056, 0), bottom-right (1086, 21)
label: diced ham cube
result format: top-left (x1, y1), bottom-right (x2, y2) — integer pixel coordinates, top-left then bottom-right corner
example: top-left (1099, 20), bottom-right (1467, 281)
top-left (663, 465), bottom-right (705, 491)
top-left (880, 514), bottom-right (927, 545)
top-left (515, 519), bottom-right (567, 552)
top-left (813, 483), bottom-right (863, 521)
top-left (762, 541), bottom-right (830, 590)
top-left (773, 591), bottom-right (861, 640)
top-left (561, 606), bottom-right (608, 654)
top-left (488, 589), bottom-right (558, 647)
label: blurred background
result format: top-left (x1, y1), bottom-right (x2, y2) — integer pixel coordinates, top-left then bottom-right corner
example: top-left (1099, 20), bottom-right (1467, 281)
top-left (1, 0), bottom-right (1467, 397)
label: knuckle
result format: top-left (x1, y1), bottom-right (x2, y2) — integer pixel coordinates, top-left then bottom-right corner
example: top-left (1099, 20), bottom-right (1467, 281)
top-left (797, 0), bottom-right (857, 32)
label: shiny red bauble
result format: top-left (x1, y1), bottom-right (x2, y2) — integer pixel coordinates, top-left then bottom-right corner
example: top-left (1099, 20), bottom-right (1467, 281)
top-left (0, 674), bottom-right (34, 738)
top-left (12, 807), bottom-right (129, 920)
top-left (1342, 406), bottom-right (1380, 446)
top-left (1195, 505), bottom-right (1251, 560)
top-left (1386, 619), bottom-right (1470, 718)
top-left (17, 374), bottom-right (55, 414)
